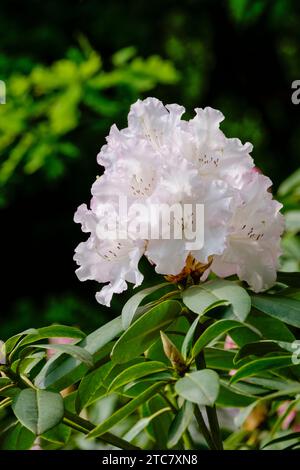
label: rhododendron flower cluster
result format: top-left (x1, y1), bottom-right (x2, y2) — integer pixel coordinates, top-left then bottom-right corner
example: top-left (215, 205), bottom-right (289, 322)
top-left (74, 98), bottom-right (284, 306)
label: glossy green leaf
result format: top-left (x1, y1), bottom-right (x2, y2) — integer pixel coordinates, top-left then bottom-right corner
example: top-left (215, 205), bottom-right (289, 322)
top-left (0, 384), bottom-right (20, 398)
top-left (108, 361), bottom-right (168, 391)
top-left (145, 317), bottom-right (190, 364)
top-left (41, 423), bottom-right (71, 445)
top-left (12, 389), bottom-right (64, 435)
top-left (0, 377), bottom-right (11, 389)
top-left (182, 280), bottom-right (251, 322)
top-left (1, 423), bottom-right (35, 450)
top-left (192, 319), bottom-right (249, 358)
top-left (234, 340), bottom-right (294, 364)
top-left (30, 343), bottom-right (93, 368)
top-left (247, 313), bottom-right (295, 342)
top-left (88, 382), bottom-right (164, 438)
top-left (34, 316), bottom-right (122, 390)
top-left (229, 311), bottom-right (295, 348)
top-left (5, 329), bottom-right (37, 354)
top-left (75, 362), bottom-right (112, 412)
top-left (122, 380), bottom-right (158, 398)
top-left (123, 407), bottom-right (170, 443)
top-left (102, 359), bottom-right (145, 389)
top-left (16, 352), bottom-right (45, 375)
top-left (18, 325), bottom-right (85, 347)
top-left (216, 383), bottom-right (256, 407)
top-left (229, 326), bottom-right (260, 347)
top-left (122, 282), bottom-right (170, 329)
top-left (205, 348), bottom-right (235, 371)
top-left (182, 286), bottom-right (228, 316)
top-left (251, 294), bottom-right (300, 327)
top-left (262, 432), bottom-right (300, 449)
top-left (111, 300), bottom-right (182, 364)
top-left (230, 356), bottom-right (293, 384)
top-left (167, 401), bottom-right (194, 448)
top-left (8, 326), bottom-right (86, 362)
top-left (175, 369), bottom-right (220, 406)
top-left (144, 394), bottom-right (173, 448)
top-left (181, 317), bottom-right (199, 360)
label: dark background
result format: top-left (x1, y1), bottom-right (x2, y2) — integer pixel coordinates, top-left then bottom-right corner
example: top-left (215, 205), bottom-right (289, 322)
top-left (0, 0), bottom-right (299, 338)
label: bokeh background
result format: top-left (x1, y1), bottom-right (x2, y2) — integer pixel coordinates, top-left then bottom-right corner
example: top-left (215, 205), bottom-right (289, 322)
top-left (1, 0), bottom-right (299, 339)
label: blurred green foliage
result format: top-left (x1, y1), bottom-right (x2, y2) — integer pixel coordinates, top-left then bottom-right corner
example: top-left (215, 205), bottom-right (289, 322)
top-left (0, 39), bottom-right (178, 206)
top-left (278, 169), bottom-right (300, 272)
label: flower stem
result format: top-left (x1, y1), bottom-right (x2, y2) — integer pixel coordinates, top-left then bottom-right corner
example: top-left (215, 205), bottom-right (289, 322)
top-left (63, 410), bottom-right (140, 451)
top-left (193, 321), bottom-right (223, 450)
top-left (194, 405), bottom-right (217, 450)
top-left (205, 405), bottom-right (223, 450)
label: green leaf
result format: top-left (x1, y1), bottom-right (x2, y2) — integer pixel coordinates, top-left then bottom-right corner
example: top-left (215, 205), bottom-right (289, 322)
top-left (102, 358), bottom-right (145, 389)
top-left (234, 340), bottom-right (294, 364)
top-left (229, 326), bottom-right (260, 348)
top-left (175, 369), bottom-right (220, 406)
top-left (192, 319), bottom-right (249, 358)
top-left (18, 325), bottom-right (85, 347)
top-left (1, 423), bottom-right (35, 450)
top-left (8, 325), bottom-right (86, 361)
top-left (112, 46), bottom-right (137, 67)
top-left (75, 362), bottom-right (112, 412)
top-left (276, 272), bottom-right (300, 288)
top-left (0, 377), bottom-right (12, 389)
top-left (181, 317), bottom-right (199, 360)
top-left (182, 280), bottom-right (251, 321)
top-left (230, 356), bottom-right (293, 384)
top-left (216, 382), bottom-right (256, 407)
top-left (145, 317), bottom-right (189, 364)
top-left (246, 376), bottom-right (300, 392)
top-left (182, 288), bottom-right (228, 316)
top-left (111, 300), bottom-right (182, 364)
top-left (16, 352), bottom-right (45, 375)
top-left (278, 168), bottom-right (300, 196)
top-left (247, 312), bottom-right (295, 342)
top-left (123, 407), bottom-right (170, 443)
top-left (285, 210), bottom-right (300, 233)
top-left (5, 329), bottom-right (37, 354)
top-left (12, 389), bottom-right (64, 435)
top-left (205, 348), bottom-right (235, 371)
top-left (229, 311), bottom-right (295, 348)
top-left (281, 287), bottom-right (300, 300)
top-left (251, 294), bottom-right (300, 327)
top-left (108, 361), bottom-right (168, 392)
top-left (30, 343), bottom-right (93, 368)
top-left (122, 283), bottom-right (170, 329)
top-left (34, 317), bottom-right (122, 391)
top-left (0, 384), bottom-right (20, 398)
top-left (122, 380), bottom-right (158, 398)
top-left (41, 423), bottom-right (71, 445)
top-left (167, 401), bottom-right (194, 448)
top-left (144, 394), bottom-right (173, 448)
top-left (87, 382), bottom-right (165, 438)
top-left (262, 432), bottom-right (300, 449)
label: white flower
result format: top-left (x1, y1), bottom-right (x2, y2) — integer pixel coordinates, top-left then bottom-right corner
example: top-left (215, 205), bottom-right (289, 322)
top-left (180, 107), bottom-right (254, 188)
top-left (127, 97), bottom-right (185, 151)
top-left (146, 178), bottom-right (234, 275)
top-left (74, 97), bottom-right (284, 305)
top-left (211, 172), bottom-right (284, 292)
top-left (74, 204), bottom-right (145, 306)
